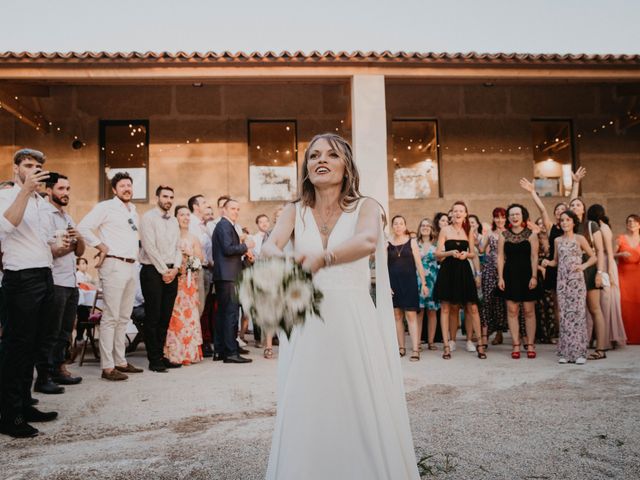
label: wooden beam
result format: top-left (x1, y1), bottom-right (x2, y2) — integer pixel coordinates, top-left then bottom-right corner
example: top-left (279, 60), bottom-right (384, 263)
top-left (0, 83), bottom-right (50, 97)
top-left (0, 90), bottom-right (50, 133)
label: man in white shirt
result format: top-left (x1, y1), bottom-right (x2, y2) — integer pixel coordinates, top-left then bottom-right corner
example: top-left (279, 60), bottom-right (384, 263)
top-left (139, 186), bottom-right (182, 372)
top-left (0, 149), bottom-right (58, 438)
top-left (37, 175), bottom-right (85, 391)
top-left (77, 172), bottom-right (143, 381)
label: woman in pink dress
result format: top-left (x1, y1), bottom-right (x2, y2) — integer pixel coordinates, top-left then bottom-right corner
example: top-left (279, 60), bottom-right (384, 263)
top-left (164, 205), bottom-right (204, 365)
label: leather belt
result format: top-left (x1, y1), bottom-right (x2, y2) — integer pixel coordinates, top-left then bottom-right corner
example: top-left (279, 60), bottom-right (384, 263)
top-left (106, 255), bottom-right (136, 264)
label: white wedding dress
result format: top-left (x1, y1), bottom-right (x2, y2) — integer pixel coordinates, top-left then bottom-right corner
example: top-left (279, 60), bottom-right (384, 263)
top-left (266, 201), bottom-right (420, 480)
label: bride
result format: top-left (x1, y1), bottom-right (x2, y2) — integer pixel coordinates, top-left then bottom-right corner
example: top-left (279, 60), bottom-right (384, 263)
top-left (262, 133), bottom-right (420, 479)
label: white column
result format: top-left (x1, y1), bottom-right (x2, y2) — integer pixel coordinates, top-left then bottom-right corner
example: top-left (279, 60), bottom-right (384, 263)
top-left (350, 75), bottom-right (389, 216)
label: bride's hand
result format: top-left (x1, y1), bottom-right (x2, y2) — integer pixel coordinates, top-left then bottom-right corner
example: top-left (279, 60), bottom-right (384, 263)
top-left (296, 253), bottom-right (325, 273)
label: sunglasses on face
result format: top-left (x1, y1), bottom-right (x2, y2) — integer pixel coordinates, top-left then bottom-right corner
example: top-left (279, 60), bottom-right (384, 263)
top-left (128, 218), bottom-right (138, 232)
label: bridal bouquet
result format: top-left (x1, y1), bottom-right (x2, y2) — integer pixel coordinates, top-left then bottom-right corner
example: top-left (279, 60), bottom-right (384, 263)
top-left (185, 256), bottom-right (202, 287)
top-left (237, 257), bottom-right (323, 338)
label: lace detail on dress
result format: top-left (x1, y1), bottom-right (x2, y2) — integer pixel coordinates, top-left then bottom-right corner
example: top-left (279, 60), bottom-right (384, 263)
top-left (503, 228), bottom-right (532, 244)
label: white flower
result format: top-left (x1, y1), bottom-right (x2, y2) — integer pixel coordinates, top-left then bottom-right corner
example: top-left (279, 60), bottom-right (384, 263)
top-left (284, 279), bottom-right (313, 314)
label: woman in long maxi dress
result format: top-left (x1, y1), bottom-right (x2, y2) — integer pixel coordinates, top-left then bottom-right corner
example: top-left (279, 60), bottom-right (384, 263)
top-left (262, 133), bottom-right (419, 480)
top-left (616, 214), bottom-right (640, 344)
top-left (542, 210), bottom-right (596, 363)
top-left (164, 206), bottom-right (204, 365)
top-left (479, 207), bottom-right (507, 343)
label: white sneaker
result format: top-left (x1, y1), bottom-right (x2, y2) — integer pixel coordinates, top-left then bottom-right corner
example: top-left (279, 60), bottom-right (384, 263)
top-left (575, 357), bottom-right (586, 365)
top-left (466, 340), bottom-right (476, 352)
top-left (558, 358), bottom-right (568, 364)
top-left (237, 337), bottom-right (247, 347)
top-left (449, 340), bottom-right (457, 352)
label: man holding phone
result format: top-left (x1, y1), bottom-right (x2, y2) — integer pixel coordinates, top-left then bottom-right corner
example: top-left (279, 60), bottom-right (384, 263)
top-left (35, 174), bottom-right (85, 391)
top-left (0, 149), bottom-right (58, 438)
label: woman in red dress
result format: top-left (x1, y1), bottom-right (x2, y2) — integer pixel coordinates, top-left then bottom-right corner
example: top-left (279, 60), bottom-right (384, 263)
top-left (616, 214), bottom-right (640, 344)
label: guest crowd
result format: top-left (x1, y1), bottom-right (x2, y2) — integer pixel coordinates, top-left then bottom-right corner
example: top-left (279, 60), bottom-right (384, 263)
top-left (387, 167), bottom-right (639, 364)
top-left (0, 148), bottom-right (638, 439)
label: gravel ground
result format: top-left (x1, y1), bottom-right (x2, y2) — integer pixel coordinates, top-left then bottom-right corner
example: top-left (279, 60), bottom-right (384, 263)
top-left (3, 340), bottom-right (639, 480)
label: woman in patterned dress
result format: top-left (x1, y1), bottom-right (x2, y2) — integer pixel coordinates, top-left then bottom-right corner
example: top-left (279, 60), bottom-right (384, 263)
top-left (479, 207), bottom-right (507, 345)
top-left (416, 218), bottom-right (439, 350)
top-left (164, 206), bottom-right (204, 365)
top-left (542, 210), bottom-right (596, 364)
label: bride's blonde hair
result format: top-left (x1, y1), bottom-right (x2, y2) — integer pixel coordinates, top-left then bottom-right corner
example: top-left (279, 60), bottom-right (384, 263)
top-left (297, 133), bottom-right (362, 212)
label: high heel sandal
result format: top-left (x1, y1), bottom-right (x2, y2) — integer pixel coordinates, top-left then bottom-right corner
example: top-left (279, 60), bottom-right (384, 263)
top-left (511, 343), bottom-right (521, 360)
top-left (399, 347), bottom-right (406, 358)
top-left (263, 347), bottom-right (273, 359)
top-left (442, 345), bottom-right (451, 360)
top-left (410, 350), bottom-right (420, 362)
top-left (477, 344), bottom-right (487, 360)
top-left (525, 344), bottom-right (536, 359)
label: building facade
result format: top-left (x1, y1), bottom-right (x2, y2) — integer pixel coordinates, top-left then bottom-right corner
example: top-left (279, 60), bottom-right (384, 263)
top-left (1, 51), bottom-right (639, 232)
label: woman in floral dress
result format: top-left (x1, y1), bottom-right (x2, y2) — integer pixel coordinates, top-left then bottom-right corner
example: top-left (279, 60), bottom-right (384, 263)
top-left (542, 210), bottom-right (596, 364)
top-left (479, 207), bottom-right (507, 344)
top-left (164, 206), bottom-right (204, 365)
top-left (417, 218), bottom-right (439, 350)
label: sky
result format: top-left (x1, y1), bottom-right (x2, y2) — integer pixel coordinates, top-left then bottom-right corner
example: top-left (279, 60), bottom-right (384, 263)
top-left (0, 0), bottom-right (638, 55)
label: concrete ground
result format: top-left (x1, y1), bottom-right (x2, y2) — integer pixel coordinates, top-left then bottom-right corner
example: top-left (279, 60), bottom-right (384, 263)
top-left (2, 338), bottom-right (639, 480)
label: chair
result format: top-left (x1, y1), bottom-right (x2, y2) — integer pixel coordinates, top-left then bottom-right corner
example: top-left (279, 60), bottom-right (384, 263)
top-left (77, 289), bottom-right (103, 366)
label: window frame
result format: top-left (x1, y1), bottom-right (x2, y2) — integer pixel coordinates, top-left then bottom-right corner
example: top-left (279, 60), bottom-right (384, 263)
top-left (247, 119), bottom-right (299, 202)
top-left (389, 118), bottom-right (442, 199)
top-left (98, 119), bottom-right (150, 202)
top-left (530, 118), bottom-right (578, 198)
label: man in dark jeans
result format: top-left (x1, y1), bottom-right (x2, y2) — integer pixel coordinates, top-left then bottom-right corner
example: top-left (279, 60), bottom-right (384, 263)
top-left (139, 186), bottom-right (182, 372)
top-left (0, 149), bottom-right (59, 438)
top-left (35, 174), bottom-right (85, 393)
top-left (212, 198), bottom-right (254, 364)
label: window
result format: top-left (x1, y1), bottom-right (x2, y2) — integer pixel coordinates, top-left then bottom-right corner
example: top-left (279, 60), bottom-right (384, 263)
top-left (248, 120), bottom-right (297, 201)
top-left (531, 120), bottom-right (575, 197)
top-left (99, 120), bottom-right (149, 201)
top-left (390, 120), bottom-right (440, 199)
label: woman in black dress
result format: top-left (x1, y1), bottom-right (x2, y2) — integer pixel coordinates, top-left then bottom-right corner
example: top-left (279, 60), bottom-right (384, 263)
top-left (388, 215), bottom-right (427, 361)
top-left (497, 204), bottom-right (540, 359)
top-left (433, 201), bottom-right (486, 360)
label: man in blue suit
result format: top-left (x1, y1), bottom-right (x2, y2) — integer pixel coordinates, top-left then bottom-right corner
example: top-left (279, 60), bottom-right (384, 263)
top-left (211, 198), bottom-right (254, 364)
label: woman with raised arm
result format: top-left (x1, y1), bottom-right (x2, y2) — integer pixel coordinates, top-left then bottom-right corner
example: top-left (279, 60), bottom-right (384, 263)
top-left (616, 214), bottom-right (640, 344)
top-left (519, 171), bottom-right (584, 341)
top-left (569, 197), bottom-right (607, 360)
top-left (416, 218), bottom-right (440, 350)
top-left (433, 201), bottom-right (486, 360)
top-left (542, 210), bottom-right (596, 364)
top-left (388, 215), bottom-right (427, 361)
top-left (479, 207), bottom-right (507, 345)
top-left (263, 133), bottom-right (419, 480)
top-left (587, 204), bottom-right (626, 348)
top-left (497, 204), bottom-right (541, 359)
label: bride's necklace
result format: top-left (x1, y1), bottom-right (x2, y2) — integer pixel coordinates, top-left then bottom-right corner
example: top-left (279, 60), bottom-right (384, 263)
top-left (316, 206), bottom-right (341, 235)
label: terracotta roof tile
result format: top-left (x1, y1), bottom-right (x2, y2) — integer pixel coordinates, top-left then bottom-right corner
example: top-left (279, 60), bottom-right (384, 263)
top-left (0, 50), bottom-right (639, 66)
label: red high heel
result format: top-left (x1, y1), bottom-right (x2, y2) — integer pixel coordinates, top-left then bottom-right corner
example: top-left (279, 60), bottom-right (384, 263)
top-left (511, 343), bottom-right (521, 360)
top-left (525, 344), bottom-right (536, 359)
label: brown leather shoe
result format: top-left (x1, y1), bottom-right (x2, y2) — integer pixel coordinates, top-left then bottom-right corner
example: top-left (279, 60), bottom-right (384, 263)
top-left (101, 369), bottom-right (128, 381)
top-left (115, 363), bottom-right (143, 373)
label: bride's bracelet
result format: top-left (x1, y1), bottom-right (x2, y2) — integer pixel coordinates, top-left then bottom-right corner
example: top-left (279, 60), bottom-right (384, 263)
top-left (323, 250), bottom-right (337, 267)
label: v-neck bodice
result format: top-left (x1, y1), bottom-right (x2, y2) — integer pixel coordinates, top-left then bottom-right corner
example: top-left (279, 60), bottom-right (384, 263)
top-left (294, 201), bottom-right (370, 292)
